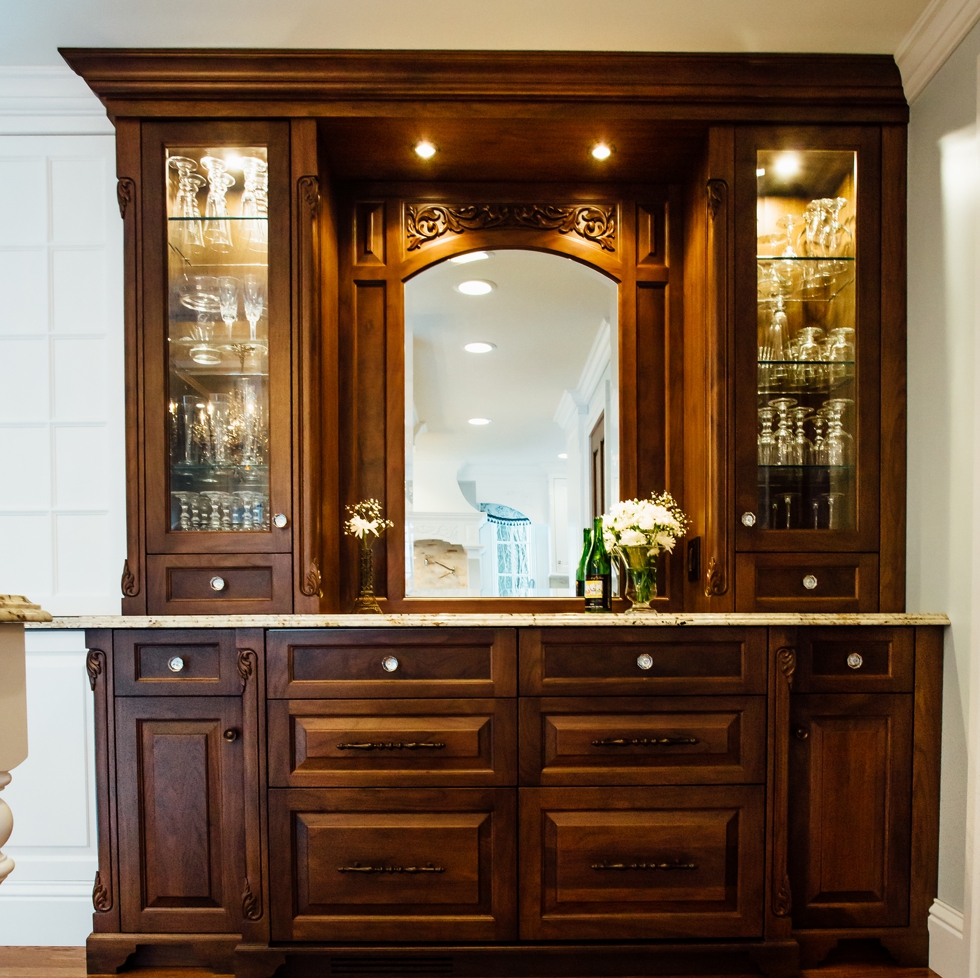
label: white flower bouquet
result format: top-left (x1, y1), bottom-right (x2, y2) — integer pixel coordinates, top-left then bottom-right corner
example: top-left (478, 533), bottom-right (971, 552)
top-left (344, 499), bottom-right (394, 613)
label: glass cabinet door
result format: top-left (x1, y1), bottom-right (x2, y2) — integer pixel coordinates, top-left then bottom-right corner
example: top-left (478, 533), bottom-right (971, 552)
top-left (166, 144), bottom-right (271, 535)
top-left (735, 129), bottom-right (880, 553)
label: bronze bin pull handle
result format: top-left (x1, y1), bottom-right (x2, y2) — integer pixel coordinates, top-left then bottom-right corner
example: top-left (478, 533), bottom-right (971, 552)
top-left (591, 860), bottom-right (698, 871)
top-left (338, 862), bottom-right (445, 874)
top-left (336, 741), bottom-right (446, 751)
top-left (591, 736), bottom-right (699, 747)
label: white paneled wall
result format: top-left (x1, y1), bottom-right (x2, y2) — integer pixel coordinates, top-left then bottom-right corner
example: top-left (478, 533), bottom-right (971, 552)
top-left (0, 134), bottom-right (125, 613)
top-left (0, 92), bottom-right (124, 945)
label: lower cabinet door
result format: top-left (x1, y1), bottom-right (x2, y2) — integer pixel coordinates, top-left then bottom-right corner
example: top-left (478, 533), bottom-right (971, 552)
top-left (789, 693), bottom-right (913, 928)
top-left (269, 788), bottom-right (517, 941)
top-left (519, 786), bottom-right (765, 940)
top-left (115, 697), bottom-right (245, 933)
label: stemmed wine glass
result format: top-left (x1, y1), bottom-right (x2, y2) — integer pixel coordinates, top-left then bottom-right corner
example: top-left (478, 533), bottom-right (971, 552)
top-left (769, 397), bottom-right (798, 466)
top-left (201, 156), bottom-right (235, 250)
top-left (824, 398), bottom-right (854, 466)
top-left (218, 277), bottom-right (240, 337)
top-left (243, 274), bottom-right (265, 343)
top-left (758, 406), bottom-right (776, 465)
top-left (790, 407), bottom-right (813, 464)
top-left (825, 197), bottom-right (853, 257)
top-left (168, 157), bottom-right (206, 253)
top-left (240, 156), bottom-right (269, 250)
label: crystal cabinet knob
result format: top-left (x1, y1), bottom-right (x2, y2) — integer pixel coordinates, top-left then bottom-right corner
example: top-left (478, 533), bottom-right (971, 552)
top-left (802, 574), bottom-right (818, 590)
top-left (847, 652), bottom-right (864, 670)
top-left (636, 653), bottom-right (654, 671)
top-left (273, 513), bottom-right (288, 529)
top-left (741, 512), bottom-right (756, 527)
top-left (209, 576), bottom-right (226, 592)
top-left (167, 656), bottom-right (184, 673)
top-left (382, 655), bottom-right (399, 673)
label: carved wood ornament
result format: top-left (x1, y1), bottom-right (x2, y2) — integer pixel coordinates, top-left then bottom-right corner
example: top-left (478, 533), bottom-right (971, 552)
top-left (120, 558), bottom-right (138, 598)
top-left (116, 177), bottom-right (135, 220)
top-left (237, 649), bottom-right (257, 692)
top-left (298, 175), bottom-right (320, 216)
top-left (86, 650), bottom-right (106, 691)
top-left (777, 647), bottom-right (797, 689)
top-left (405, 203), bottom-right (616, 252)
top-left (93, 870), bottom-right (112, 912)
top-left (242, 876), bottom-right (262, 921)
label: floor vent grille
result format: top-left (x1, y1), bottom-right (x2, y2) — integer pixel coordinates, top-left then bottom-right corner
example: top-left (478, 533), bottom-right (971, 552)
top-left (330, 957), bottom-right (454, 977)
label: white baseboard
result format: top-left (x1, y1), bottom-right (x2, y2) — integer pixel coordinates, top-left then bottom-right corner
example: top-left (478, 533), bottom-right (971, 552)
top-left (929, 898), bottom-right (966, 978)
top-left (0, 880), bottom-right (92, 945)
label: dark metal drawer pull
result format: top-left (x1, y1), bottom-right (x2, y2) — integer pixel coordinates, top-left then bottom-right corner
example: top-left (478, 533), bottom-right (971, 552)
top-left (592, 860), bottom-right (697, 871)
top-left (591, 736), bottom-right (699, 747)
top-left (337, 741), bottom-right (446, 751)
top-left (338, 862), bottom-right (445, 874)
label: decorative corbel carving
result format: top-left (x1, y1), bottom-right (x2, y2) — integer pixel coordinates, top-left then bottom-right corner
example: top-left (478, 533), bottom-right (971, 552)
top-left (93, 870), bottom-right (112, 912)
top-left (86, 650), bottom-right (106, 692)
top-left (116, 178), bottom-right (135, 220)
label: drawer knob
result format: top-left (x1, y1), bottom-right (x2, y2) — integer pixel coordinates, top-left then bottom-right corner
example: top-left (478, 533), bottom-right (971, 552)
top-left (223, 728), bottom-right (239, 742)
top-left (802, 574), bottom-right (818, 590)
top-left (273, 513), bottom-right (289, 529)
top-left (381, 655), bottom-right (400, 673)
top-left (209, 576), bottom-right (226, 592)
top-left (636, 653), bottom-right (654, 671)
top-left (795, 726), bottom-right (809, 740)
top-left (167, 656), bottom-right (184, 673)
top-left (741, 511), bottom-right (756, 527)
top-left (847, 652), bottom-right (864, 670)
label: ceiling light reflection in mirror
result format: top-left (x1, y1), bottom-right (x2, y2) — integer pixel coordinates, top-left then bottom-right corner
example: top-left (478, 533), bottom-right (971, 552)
top-left (405, 250), bottom-right (618, 598)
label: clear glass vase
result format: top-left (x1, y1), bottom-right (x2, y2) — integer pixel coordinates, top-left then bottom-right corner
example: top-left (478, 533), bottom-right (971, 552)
top-left (621, 545), bottom-right (658, 611)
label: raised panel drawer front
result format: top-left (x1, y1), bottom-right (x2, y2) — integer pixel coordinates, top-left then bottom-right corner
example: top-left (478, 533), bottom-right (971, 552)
top-left (519, 628), bottom-right (767, 696)
top-left (520, 696), bottom-right (766, 786)
top-left (519, 786), bottom-right (765, 940)
top-left (268, 698), bottom-right (517, 787)
top-left (793, 627), bottom-right (913, 693)
top-left (735, 553), bottom-right (879, 612)
top-left (146, 553), bottom-right (292, 615)
top-left (268, 787), bottom-right (517, 941)
top-left (115, 697), bottom-right (245, 933)
top-left (266, 628), bottom-right (517, 698)
top-left (113, 629), bottom-right (244, 696)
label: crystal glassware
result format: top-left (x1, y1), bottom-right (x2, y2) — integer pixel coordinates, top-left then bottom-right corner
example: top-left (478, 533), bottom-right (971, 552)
top-left (240, 156), bottom-right (269, 250)
top-left (201, 156), bottom-right (235, 250)
top-left (201, 490), bottom-right (223, 531)
top-left (826, 326), bottom-right (856, 386)
top-left (758, 406), bottom-right (776, 465)
top-left (769, 397), bottom-right (798, 466)
top-left (243, 274), bottom-right (265, 343)
top-left (188, 321), bottom-right (221, 366)
top-left (796, 326), bottom-right (825, 388)
top-left (825, 197), bottom-right (853, 257)
top-left (823, 397), bottom-right (854, 466)
top-left (218, 276), bottom-right (240, 336)
top-left (168, 156), bottom-right (206, 254)
top-left (178, 274), bottom-right (221, 315)
top-left (790, 406), bottom-right (813, 464)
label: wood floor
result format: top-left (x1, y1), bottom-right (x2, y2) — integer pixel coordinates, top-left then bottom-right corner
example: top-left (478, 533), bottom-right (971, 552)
top-left (0, 948), bottom-right (939, 978)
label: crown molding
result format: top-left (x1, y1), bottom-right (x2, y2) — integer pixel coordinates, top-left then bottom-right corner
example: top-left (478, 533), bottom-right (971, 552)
top-left (896, 0), bottom-right (980, 102)
top-left (0, 65), bottom-right (113, 135)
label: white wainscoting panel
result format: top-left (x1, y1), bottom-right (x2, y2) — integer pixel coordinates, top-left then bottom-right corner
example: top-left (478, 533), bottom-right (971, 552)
top-left (0, 629), bottom-right (97, 945)
top-left (929, 898), bottom-right (967, 977)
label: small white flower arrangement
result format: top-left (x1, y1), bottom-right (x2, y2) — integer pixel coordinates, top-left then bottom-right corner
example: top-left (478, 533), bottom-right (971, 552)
top-left (602, 491), bottom-right (690, 558)
top-left (344, 499), bottom-right (394, 541)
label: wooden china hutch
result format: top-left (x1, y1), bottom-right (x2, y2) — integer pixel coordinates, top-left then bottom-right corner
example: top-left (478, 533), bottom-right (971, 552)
top-left (62, 49), bottom-right (942, 978)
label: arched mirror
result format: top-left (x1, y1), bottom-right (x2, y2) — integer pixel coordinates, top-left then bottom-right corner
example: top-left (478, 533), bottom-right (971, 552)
top-left (404, 250), bottom-right (618, 597)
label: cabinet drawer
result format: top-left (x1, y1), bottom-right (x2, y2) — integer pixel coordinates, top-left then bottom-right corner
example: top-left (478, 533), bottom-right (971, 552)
top-left (267, 629), bottom-right (516, 698)
top-left (519, 786), bottom-right (764, 940)
top-left (520, 697), bottom-right (765, 786)
top-left (113, 629), bottom-right (246, 696)
top-left (520, 628), bottom-right (766, 695)
top-left (735, 553), bottom-right (878, 612)
top-left (146, 553), bottom-right (292, 615)
top-left (269, 787), bottom-right (516, 941)
top-left (793, 627), bottom-right (913, 693)
top-left (269, 699), bottom-right (517, 787)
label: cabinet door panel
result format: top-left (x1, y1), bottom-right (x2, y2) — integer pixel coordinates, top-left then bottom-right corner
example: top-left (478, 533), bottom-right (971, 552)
top-left (115, 697), bottom-right (245, 932)
top-left (789, 693), bottom-right (912, 927)
top-left (269, 787), bottom-right (516, 941)
top-left (519, 786), bottom-right (764, 939)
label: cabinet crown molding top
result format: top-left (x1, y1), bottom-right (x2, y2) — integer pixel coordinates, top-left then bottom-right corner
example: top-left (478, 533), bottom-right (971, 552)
top-left (58, 48), bottom-right (908, 122)
top-left (0, 595), bottom-right (52, 623)
top-left (29, 612), bottom-right (949, 630)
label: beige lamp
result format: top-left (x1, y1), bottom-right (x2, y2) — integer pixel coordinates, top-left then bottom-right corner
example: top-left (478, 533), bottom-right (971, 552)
top-left (0, 595), bottom-right (51, 884)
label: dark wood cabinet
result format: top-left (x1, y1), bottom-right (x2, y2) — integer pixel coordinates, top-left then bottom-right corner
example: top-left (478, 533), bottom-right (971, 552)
top-left (85, 620), bottom-right (942, 977)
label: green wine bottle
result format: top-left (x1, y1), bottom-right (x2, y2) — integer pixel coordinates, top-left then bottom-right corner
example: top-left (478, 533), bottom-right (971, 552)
top-left (575, 527), bottom-right (591, 597)
top-left (584, 516), bottom-right (612, 612)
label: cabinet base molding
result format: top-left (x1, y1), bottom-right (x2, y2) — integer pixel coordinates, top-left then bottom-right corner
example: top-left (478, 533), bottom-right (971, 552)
top-left (86, 932), bottom-right (240, 975)
top-left (793, 929), bottom-right (928, 969)
top-left (233, 941), bottom-right (800, 978)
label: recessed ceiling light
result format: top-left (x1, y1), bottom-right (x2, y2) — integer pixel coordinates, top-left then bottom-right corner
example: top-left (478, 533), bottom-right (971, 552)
top-left (558, 453), bottom-right (568, 459)
top-left (591, 142), bottom-right (613, 161)
top-left (774, 153), bottom-right (800, 178)
top-left (468, 417), bottom-right (491, 425)
top-left (464, 342), bottom-right (496, 353)
top-left (450, 251), bottom-right (490, 264)
top-left (414, 140), bottom-right (437, 159)
top-left (456, 280), bottom-right (495, 296)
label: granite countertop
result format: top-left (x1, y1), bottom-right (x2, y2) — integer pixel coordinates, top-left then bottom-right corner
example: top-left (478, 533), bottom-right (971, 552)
top-left (26, 612), bottom-right (950, 629)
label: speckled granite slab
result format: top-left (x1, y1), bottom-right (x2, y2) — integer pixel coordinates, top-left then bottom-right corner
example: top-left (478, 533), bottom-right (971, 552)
top-left (27, 612), bottom-right (950, 629)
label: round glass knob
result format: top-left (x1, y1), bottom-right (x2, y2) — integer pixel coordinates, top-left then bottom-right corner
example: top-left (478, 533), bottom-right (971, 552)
top-left (209, 576), bottom-right (226, 592)
top-left (741, 512), bottom-right (756, 527)
top-left (636, 653), bottom-right (654, 671)
top-left (382, 655), bottom-right (400, 673)
top-left (167, 656), bottom-right (184, 673)
top-left (802, 574), bottom-right (818, 590)
top-left (847, 652), bottom-right (864, 670)
top-left (273, 513), bottom-right (288, 529)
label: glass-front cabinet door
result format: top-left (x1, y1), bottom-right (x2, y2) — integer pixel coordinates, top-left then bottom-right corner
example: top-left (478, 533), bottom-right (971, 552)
top-left (735, 128), bottom-right (880, 553)
top-left (143, 122), bottom-right (292, 554)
